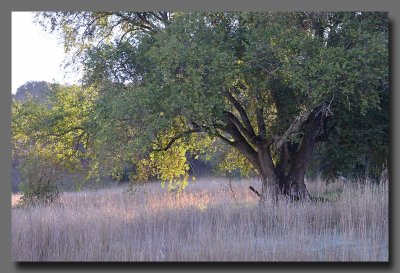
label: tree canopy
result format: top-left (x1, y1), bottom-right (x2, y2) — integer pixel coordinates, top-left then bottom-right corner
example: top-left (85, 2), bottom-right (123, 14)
top-left (13, 12), bottom-right (389, 200)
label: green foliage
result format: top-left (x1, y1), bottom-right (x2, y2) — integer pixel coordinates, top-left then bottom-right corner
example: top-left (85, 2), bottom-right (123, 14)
top-left (309, 87), bottom-right (389, 180)
top-left (18, 154), bottom-right (61, 206)
top-left (12, 84), bottom-right (98, 190)
top-left (20, 12), bottom-right (389, 191)
top-left (217, 147), bottom-right (256, 177)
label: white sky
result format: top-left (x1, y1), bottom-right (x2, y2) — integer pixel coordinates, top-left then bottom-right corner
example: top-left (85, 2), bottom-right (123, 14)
top-left (12, 12), bottom-right (81, 94)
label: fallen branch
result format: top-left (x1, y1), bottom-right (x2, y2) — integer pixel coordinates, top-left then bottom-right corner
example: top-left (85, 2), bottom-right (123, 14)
top-left (249, 186), bottom-right (262, 198)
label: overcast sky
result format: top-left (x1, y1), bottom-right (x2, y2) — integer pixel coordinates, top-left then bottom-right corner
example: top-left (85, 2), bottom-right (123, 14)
top-left (12, 12), bottom-right (81, 94)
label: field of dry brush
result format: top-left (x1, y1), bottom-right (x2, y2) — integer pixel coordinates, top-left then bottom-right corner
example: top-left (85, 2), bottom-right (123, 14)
top-left (11, 177), bottom-right (388, 261)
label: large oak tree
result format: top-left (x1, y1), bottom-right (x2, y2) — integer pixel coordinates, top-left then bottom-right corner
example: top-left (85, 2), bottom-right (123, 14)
top-left (17, 11), bottom-right (388, 202)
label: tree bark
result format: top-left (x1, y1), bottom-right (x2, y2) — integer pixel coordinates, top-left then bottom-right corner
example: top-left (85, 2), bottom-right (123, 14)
top-left (279, 108), bottom-right (324, 200)
top-left (257, 145), bottom-right (280, 203)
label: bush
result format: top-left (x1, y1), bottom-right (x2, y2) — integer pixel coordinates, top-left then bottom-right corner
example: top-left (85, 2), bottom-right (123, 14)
top-left (18, 156), bottom-right (61, 206)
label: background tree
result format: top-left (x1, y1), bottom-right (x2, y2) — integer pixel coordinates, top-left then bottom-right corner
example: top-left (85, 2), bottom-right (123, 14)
top-left (12, 83), bottom-right (98, 198)
top-left (13, 81), bottom-right (52, 103)
top-left (12, 81), bottom-right (53, 192)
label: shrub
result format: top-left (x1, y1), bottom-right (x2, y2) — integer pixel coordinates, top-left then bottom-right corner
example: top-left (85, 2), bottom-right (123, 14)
top-left (18, 155), bottom-right (61, 206)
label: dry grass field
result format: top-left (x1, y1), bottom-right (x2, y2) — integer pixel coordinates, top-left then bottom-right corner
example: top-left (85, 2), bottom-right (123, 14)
top-left (11, 177), bottom-right (388, 262)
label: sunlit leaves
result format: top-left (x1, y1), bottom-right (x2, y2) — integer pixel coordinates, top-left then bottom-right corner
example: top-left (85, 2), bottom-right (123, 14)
top-left (12, 84), bottom-right (97, 173)
top-left (217, 147), bottom-right (256, 177)
top-left (25, 11), bottom-right (389, 189)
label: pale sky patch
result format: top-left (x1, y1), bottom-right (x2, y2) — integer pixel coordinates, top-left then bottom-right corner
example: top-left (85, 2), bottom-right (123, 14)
top-left (12, 12), bottom-right (81, 94)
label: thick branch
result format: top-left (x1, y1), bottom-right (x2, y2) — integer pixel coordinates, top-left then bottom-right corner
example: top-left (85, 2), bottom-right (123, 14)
top-left (156, 12), bottom-right (170, 22)
top-left (147, 12), bottom-right (170, 23)
top-left (224, 111), bottom-right (258, 146)
top-left (224, 89), bottom-right (256, 136)
top-left (151, 128), bottom-right (202, 152)
top-left (222, 119), bottom-right (259, 170)
top-left (136, 12), bottom-right (159, 30)
top-left (193, 121), bottom-right (237, 147)
top-left (192, 118), bottom-right (260, 172)
top-left (275, 108), bottom-right (313, 150)
top-left (256, 108), bottom-right (267, 140)
top-left (287, 109), bottom-right (323, 180)
top-left (48, 127), bottom-right (85, 138)
top-left (96, 18), bottom-right (125, 46)
top-left (114, 12), bottom-right (154, 32)
top-left (213, 131), bottom-right (236, 147)
top-left (82, 13), bottom-right (112, 42)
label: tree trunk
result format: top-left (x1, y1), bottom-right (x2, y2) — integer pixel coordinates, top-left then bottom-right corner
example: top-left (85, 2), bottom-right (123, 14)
top-left (252, 131), bottom-right (318, 203)
top-left (257, 146), bottom-right (280, 203)
top-left (225, 102), bottom-right (328, 203)
top-left (272, 108), bottom-right (325, 201)
top-left (276, 141), bottom-right (297, 195)
top-left (280, 109), bottom-right (324, 200)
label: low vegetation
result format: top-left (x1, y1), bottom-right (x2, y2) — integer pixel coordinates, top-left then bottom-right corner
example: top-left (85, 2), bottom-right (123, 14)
top-left (11, 177), bottom-right (388, 261)
top-left (11, 12), bottom-right (389, 262)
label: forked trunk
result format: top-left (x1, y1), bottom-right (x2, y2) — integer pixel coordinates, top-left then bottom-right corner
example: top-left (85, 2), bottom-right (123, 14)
top-left (257, 108), bottom-right (325, 202)
top-left (279, 109), bottom-right (324, 200)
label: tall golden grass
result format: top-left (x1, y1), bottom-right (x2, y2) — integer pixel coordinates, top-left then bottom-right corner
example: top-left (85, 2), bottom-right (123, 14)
top-left (11, 177), bottom-right (388, 261)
